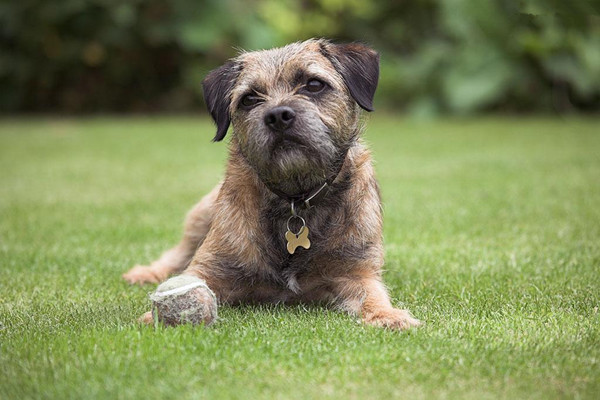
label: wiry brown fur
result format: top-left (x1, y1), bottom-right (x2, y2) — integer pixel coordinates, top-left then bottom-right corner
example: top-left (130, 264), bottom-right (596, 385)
top-left (123, 39), bottom-right (420, 330)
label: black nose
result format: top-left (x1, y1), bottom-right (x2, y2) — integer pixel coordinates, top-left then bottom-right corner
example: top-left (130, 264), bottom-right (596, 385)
top-left (264, 106), bottom-right (296, 131)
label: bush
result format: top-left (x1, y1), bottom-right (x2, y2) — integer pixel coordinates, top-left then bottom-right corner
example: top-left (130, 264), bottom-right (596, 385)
top-left (0, 0), bottom-right (598, 113)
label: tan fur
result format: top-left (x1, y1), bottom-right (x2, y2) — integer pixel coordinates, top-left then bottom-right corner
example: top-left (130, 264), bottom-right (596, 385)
top-left (123, 39), bottom-right (420, 330)
top-left (122, 183), bottom-right (221, 284)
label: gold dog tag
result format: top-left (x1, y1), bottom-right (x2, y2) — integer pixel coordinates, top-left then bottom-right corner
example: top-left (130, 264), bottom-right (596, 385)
top-left (285, 226), bottom-right (310, 254)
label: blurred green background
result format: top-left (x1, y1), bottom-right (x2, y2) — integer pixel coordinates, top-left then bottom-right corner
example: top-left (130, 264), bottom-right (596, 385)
top-left (2, 0), bottom-right (599, 115)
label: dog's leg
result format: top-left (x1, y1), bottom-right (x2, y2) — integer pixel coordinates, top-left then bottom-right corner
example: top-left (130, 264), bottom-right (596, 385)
top-left (122, 182), bottom-right (222, 285)
top-left (332, 272), bottom-right (421, 330)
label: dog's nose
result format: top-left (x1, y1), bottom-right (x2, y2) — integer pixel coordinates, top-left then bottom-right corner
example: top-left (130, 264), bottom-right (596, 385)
top-left (264, 106), bottom-right (296, 131)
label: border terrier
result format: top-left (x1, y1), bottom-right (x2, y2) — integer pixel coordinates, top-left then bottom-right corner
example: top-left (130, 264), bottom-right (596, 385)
top-left (123, 39), bottom-right (421, 330)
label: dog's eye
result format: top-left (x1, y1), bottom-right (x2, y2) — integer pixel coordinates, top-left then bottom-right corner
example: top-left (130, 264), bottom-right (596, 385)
top-left (240, 94), bottom-right (262, 108)
top-left (305, 79), bottom-right (325, 93)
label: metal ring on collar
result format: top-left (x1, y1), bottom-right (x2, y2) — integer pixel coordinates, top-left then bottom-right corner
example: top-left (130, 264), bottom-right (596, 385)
top-left (286, 215), bottom-right (306, 235)
top-left (290, 200), bottom-right (297, 217)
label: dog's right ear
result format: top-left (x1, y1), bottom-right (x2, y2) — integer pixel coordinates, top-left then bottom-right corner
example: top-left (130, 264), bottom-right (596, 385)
top-left (202, 61), bottom-right (241, 142)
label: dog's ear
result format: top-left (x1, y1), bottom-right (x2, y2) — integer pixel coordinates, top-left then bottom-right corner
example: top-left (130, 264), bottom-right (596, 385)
top-left (202, 61), bottom-right (241, 142)
top-left (320, 42), bottom-right (380, 112)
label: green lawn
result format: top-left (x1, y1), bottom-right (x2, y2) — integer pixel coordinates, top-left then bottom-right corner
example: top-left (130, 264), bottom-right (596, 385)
top-left (1, 116), bottom-right (599, 399)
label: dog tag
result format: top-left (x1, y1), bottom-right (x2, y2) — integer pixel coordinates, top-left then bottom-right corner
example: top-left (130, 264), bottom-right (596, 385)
top-left (285, 215), bottom-right (310, 254)
top-left (285, 227), bottom-right (310, 254)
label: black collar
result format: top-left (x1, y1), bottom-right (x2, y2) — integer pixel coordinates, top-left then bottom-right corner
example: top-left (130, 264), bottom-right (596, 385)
top-left (262, 148), bottom-right (349, 210)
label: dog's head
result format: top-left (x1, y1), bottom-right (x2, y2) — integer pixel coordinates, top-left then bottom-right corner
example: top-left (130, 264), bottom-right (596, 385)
top-left (202, 39), bottom-right (379, 195)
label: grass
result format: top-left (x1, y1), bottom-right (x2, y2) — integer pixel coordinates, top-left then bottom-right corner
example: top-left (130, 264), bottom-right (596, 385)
top-left (0, 115), bottom-right (599, 399)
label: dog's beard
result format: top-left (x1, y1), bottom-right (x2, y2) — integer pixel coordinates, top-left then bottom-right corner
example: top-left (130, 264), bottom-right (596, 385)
top-left (240, 116), bottom-right (340, 196)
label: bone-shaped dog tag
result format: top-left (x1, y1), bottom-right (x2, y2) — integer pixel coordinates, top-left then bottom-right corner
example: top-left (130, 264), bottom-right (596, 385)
top-left (285, 227), bottom-right (310, 254)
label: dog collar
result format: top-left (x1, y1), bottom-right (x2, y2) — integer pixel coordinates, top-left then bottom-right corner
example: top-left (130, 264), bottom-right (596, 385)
top-left (263, 147), bottom-right (349, 210)
top-left (267, 180), bottom-right (330, 210)
top-left (261, 148), bottom-right (349, 255)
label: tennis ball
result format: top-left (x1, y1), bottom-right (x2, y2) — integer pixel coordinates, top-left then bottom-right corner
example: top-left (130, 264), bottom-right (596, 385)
top-left (149, 275), bottom-right (217, 326)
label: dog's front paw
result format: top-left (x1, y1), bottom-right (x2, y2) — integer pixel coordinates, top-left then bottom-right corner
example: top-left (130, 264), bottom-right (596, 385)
top-left (363, 308), bottom-right (421, 330)
top-left (122, 265), bottom-right (162, 285)
top-left (138, 311), bottom-right (154, 325)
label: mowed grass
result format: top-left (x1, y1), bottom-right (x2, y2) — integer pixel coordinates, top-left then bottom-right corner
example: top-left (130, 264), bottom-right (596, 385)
top-left (0, 116), bottom-right (599, 399)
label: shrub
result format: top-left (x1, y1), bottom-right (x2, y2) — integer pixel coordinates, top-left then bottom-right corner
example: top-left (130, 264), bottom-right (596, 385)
top-left (0, 0), bottom-right (598, 113)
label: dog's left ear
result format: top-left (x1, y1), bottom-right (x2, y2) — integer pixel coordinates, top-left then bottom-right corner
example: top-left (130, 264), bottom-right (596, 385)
top-left (202, 61), bottom-right (241, 142)
top-left (320, 42), bottom-right (380, 112)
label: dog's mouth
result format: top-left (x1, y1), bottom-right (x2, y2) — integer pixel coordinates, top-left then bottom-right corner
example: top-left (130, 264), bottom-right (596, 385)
top-left (275, 133), bottom-right (306, 146)
top-left (270, 134), bottom-right (309, 154)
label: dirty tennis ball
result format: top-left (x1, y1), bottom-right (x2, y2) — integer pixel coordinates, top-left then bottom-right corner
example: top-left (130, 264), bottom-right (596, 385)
top-left (150, 275), bottom-right (217, 327)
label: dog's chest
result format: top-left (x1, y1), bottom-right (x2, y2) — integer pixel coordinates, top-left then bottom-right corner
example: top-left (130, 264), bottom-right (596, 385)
top-left (257, 202), bottom-right (340, 291)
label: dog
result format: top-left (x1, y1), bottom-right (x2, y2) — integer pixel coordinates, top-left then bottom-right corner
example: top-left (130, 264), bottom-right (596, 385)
top-left (123, 39), bottom-right (421, 330)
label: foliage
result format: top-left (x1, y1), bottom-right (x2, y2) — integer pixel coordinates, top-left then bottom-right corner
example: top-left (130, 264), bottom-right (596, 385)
top-left (0, 0), bottom-right (599, 113)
